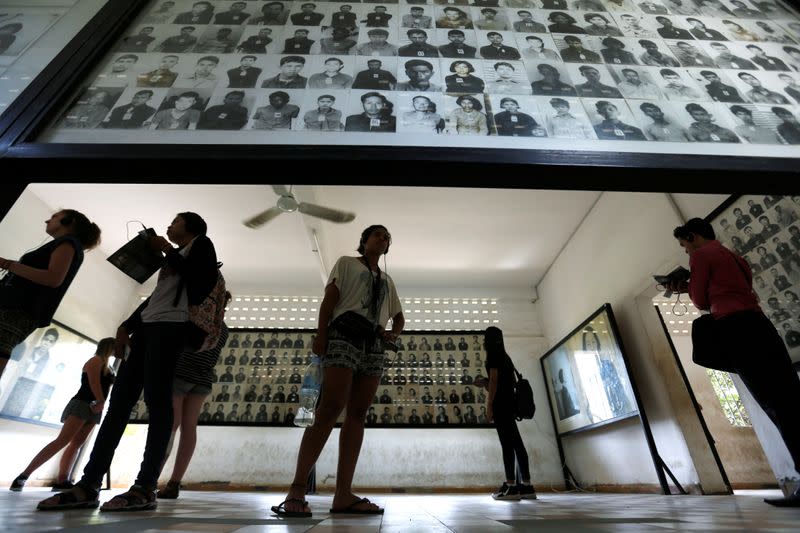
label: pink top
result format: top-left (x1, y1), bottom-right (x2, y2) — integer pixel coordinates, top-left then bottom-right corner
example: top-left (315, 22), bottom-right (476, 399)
top-left (688, 240), bottom-right (761, 319)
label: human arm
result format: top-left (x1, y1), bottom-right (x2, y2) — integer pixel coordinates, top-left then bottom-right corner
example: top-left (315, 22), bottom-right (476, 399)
top-left (85, 357), bottom-right (106, 413)
top-left (0, 241), bottom-right (77, 288)
top-left (487, 367), bottom-right (498, 422)
top-left (379, 311), bottom-right (404, 343)
top-left (312, 281), bottom-right (341, 356)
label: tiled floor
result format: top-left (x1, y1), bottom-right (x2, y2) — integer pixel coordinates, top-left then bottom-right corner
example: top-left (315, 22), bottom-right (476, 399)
top-left (1, 489), bottom-right (798, 532)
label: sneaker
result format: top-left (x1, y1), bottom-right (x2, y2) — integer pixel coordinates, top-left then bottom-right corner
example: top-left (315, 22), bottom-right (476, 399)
top-left (517, 484), bottom-right (537, 500)
top-left (10, 475), bottom-right (27, 492)
top-left (491, 482), bottom-right (521, 501)
top-left (51, 480), bottom-right (75, 491)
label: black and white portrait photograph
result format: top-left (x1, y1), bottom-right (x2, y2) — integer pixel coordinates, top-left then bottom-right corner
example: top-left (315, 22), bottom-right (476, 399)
top-left (100, 86), bottom-right (168, 129)
top-left (305, 55), bottom-right (355, 90)
top-left (434, 27), bottom-right (479, 58)
top-left (554, 34), bottom-right (604, 64)
top-left (395, 58), bottom-right (444, 92)
top-left (298, 89), bottom-right (348, 131)
top-left (351, 56), bottom-right (399, 90)
top-left (148, 86), bottom-right (213, 130)
top-left (483, 59), bottom-right (531, 94)
top-left (582, 97), bottom-right (648, 140)
top-left (395, 92), bottom-right (447, 132)
top-left (248, 88), bottom-right (303, 130)
top-left (235, 26), bottom-right (281, 55)
top-left (57, 86), bottom-right (125, 129)
top-left (652, 67), bottom-right (706, 102)
top-left (629, 100), bottom-right (694, 141)
top-left (487, 94), bottom-right (548, 136)
top-left (536, 94), bottom-right (597, 138)
top-left (443, 93), bottom-right (490, 134)
top-left (564, 63), bottom-right (623, 98)
top-left (607, 65), bottom-right (663, 100)
top-left (344, 89), bottom-right (397, 131)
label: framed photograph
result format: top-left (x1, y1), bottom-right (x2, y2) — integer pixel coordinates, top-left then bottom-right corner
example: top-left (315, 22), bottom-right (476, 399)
top-left (0, 321), bottom-right (98, 427)
top-left (707, 195), bottom-right (800, 363)
top-left (540, 303), bottom-right (639, 436)
top-left (0, 8), bottom-right (63, 67)
top-left (128, 328), bottom-right (492, 428)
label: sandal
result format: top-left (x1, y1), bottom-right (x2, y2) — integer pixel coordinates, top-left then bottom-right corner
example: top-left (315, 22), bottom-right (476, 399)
top-left (37, 486), bottom-right (99, 510)
top-left (271, 498), bottom-right (312, 518)
top-left (330, 497), bottom-right (384, 515)
top-left (100, 485), bottom-right (157, 512)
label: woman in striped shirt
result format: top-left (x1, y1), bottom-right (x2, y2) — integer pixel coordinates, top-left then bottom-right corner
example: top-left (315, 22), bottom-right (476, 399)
top-left (156, 291), bottom-right (231, 500)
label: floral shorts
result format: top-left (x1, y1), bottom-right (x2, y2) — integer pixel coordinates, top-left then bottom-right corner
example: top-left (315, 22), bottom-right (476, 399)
top-left (321, 326), bottom-right (387, 377)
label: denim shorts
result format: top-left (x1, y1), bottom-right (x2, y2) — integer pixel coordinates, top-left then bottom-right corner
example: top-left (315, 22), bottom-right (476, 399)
top-left (321, 326), bottom-right (387, 377)
top-left (173, 376), bottom-right (212, 396)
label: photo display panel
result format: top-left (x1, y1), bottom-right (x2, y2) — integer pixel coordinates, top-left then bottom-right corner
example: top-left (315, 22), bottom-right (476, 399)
top-left (129, 328), bottom-right (493, 427)
top-left (38, 0), bottom-right (800, 158)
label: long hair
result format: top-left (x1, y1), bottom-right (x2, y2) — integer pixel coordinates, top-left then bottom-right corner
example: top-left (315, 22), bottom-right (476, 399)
top-left (483, 326), bottom-right (508, 361)
top-left (60, 209), bottom-right (101, 250)
top-left (95, 337), bottom-right (117, 358)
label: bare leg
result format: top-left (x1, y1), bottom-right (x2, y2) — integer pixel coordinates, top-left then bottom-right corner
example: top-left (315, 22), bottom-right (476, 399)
top-left (21, 416), bottom-right (85, 477)
top-left (169, 393), bottom-right (207, 483)
top-left (332, 373), bottom-right (381, 512)
top-left (282, 366), bottom-right (354, 513)
top-left (57, 422), bottom-right (96, 482)
top-left (160, 392), bottom-right (184, 474)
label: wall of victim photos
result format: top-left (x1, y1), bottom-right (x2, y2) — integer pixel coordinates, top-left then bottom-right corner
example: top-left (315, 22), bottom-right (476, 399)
top-left (710, 195), bottom-right (800, 362)
top-left (130, 330), bottom-right (492, 426)
top-left (42, 0), bottom-right (800, 151)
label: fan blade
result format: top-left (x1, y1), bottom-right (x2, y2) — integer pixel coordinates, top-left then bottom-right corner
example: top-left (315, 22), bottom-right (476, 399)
top-left (243, 207), bottom-right (283, 229)
top-left (297, 202), bottom-right (356, 223)
top-left (271, 185), bottom-right (290, 196)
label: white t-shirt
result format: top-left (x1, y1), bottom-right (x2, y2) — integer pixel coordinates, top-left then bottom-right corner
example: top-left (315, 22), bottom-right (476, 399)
top-left (327, 256), bottom-right (402, 328)
top-left (141, 238), bottom-right (195, 323)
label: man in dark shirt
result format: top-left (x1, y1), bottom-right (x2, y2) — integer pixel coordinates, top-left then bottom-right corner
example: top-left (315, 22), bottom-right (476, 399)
top-left (493, 97), bottom-right (545, 136)
top-left (600, 37), bottom-right (638, 66)
top-left (746, 44), bottom-right (791, 71)
top-left (698, 70), bottom-right (745, 102)
top-left (480, 32), bottom-right (520, 60)
top-left (365, 6), bottom-right (393, 27)
top-left (438, 30), bottom-right (476, 58)
top-left (237, 28), bottom-right (273, 54)
top-left (197, 90), bottom-right (248, 130)
top-left (655, 16), bottom-right (692, 39)
top-left (174, 1), bottom-right (214, 24)
top-left (224, 349), bottom-right (236, 365)
top-left (399, 29), bottom-right (439, 57)
top-left (227, 55), bottom-right (262, 88)
top-left (331, 5), bottom-right (358, 29)
top-left (778, 73), bottom-right (800, 104)
top-left (560, 35), bottom-right (601, 63)
top-left (251, 2), bottom-right (289, 25)
top-left (118, 27), bottom-right (156, 53)
top-left (157, 27), bottom-right (197, 53)
top-left (137, 55), bottom-right (180, 87)
top-left (574, 65), bottom-right (623, 98)
top-left (102, 90), bottom-right (157, 129)
top-left (290, 3), bottom-right (325, 26)
top-left (261, 56), bottom-right (308, 89)
top-left (773, 106), bottom-right (800, 144)
top-left (214, 2), bottom-right (251, 24)
top-left (352, 59), bottom-right (397, 90)
top-left (283, 29), bottom-right (314, 54)
top-left (592, 100), bottom-right (646, 140)
top-left (687, 19), bottom-right (727, 40)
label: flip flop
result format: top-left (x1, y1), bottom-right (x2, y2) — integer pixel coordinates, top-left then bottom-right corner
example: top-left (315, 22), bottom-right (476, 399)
top-left (330, 497), bottom-right (384, 515)
top-left (271, 498), bottom-right (312, 518)
top-left (37, 488), bottom-right (99, 511)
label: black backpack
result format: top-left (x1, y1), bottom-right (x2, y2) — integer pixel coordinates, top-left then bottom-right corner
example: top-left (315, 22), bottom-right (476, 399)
top-left (513, 366), bottom-right (536, 421)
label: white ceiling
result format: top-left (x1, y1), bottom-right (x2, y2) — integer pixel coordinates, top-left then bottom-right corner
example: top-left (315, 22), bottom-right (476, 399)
top-left (27, 184), bottom-right (602, 296)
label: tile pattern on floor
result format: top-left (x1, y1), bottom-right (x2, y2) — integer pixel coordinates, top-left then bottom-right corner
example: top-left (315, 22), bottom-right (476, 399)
top-left (1, 489), bottom-right (798, 532)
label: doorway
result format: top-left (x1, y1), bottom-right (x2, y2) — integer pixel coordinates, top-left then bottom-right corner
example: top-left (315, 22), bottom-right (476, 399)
top-left (653, 298), bottom-right (776, 489)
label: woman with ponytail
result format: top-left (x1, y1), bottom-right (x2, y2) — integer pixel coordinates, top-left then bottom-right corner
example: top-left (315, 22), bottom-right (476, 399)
top-left (0, 209), bottom-right (101, 380)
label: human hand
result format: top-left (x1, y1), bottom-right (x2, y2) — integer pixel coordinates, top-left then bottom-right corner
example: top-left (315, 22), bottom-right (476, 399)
top-left (0, 257), bottom-right (13, 270)
top-left (91, 401), bottom-right (104, 414)
top-left (148, 236), bottom-right (172, 253)
top-left (312, 331), bottom-right (328, 357)
top-left (381, 330), bottom-right (398, 342)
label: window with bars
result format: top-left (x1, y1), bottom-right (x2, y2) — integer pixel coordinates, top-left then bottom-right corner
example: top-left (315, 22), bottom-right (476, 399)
top-left (706, 369), bottom-right (751, 428)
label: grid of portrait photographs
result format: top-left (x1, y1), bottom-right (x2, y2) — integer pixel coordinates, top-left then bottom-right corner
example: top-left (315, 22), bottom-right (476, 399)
top-left (710, 195), bottom-right (800, 363)
top-left (44, 0), bottom-right (800, 154)
top-left (129, 329), bottom-right (493, 427)
top-left (540, 305), bottom-right (639, 436)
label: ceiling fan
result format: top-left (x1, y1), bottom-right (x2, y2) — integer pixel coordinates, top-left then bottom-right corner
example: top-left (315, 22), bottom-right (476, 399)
top-left (243, 185), bottom-right (356, 229)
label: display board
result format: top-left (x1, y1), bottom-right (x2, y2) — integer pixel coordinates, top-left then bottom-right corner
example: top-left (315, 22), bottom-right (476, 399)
top-left (540, 304), bottom-right (638, 435)
top-left (709, 194), bottom-right (800, 363)
top-left (38, 0), bottom-right (800, 159)
top-left (129, 328), bottom-right (493, 427)
top-left (0, 320), bottom-right (98, 427)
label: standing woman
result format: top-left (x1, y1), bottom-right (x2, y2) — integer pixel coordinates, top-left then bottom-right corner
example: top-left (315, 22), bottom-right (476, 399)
top-left (10, 337), bottom-right (116, 491)
top-left (156, 291), bottom-right (232, 500)
top-left (273, 224), bottom-right (404, 517)
top-left (0, 209), bottom-right (101, 380)
top-left (482, 326), bottom-right (536, 501)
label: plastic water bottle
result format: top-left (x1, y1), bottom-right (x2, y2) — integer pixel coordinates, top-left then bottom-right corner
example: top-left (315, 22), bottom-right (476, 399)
top-left (294, 355), bottom-right (321, 428)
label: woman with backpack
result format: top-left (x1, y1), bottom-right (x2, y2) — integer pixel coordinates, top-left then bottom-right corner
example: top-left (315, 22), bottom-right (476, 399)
top-left (480, 326), bottom-right (536, 501)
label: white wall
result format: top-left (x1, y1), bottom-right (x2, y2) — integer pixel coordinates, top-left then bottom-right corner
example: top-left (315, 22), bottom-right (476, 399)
top-left (534, 192), bottom-right (729, 491)
top-left (0, 187), bottom-right (140, 485)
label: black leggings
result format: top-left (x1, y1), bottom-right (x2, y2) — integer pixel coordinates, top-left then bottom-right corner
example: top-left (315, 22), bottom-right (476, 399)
top-left (494, 411), bottom-right (530, 482)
